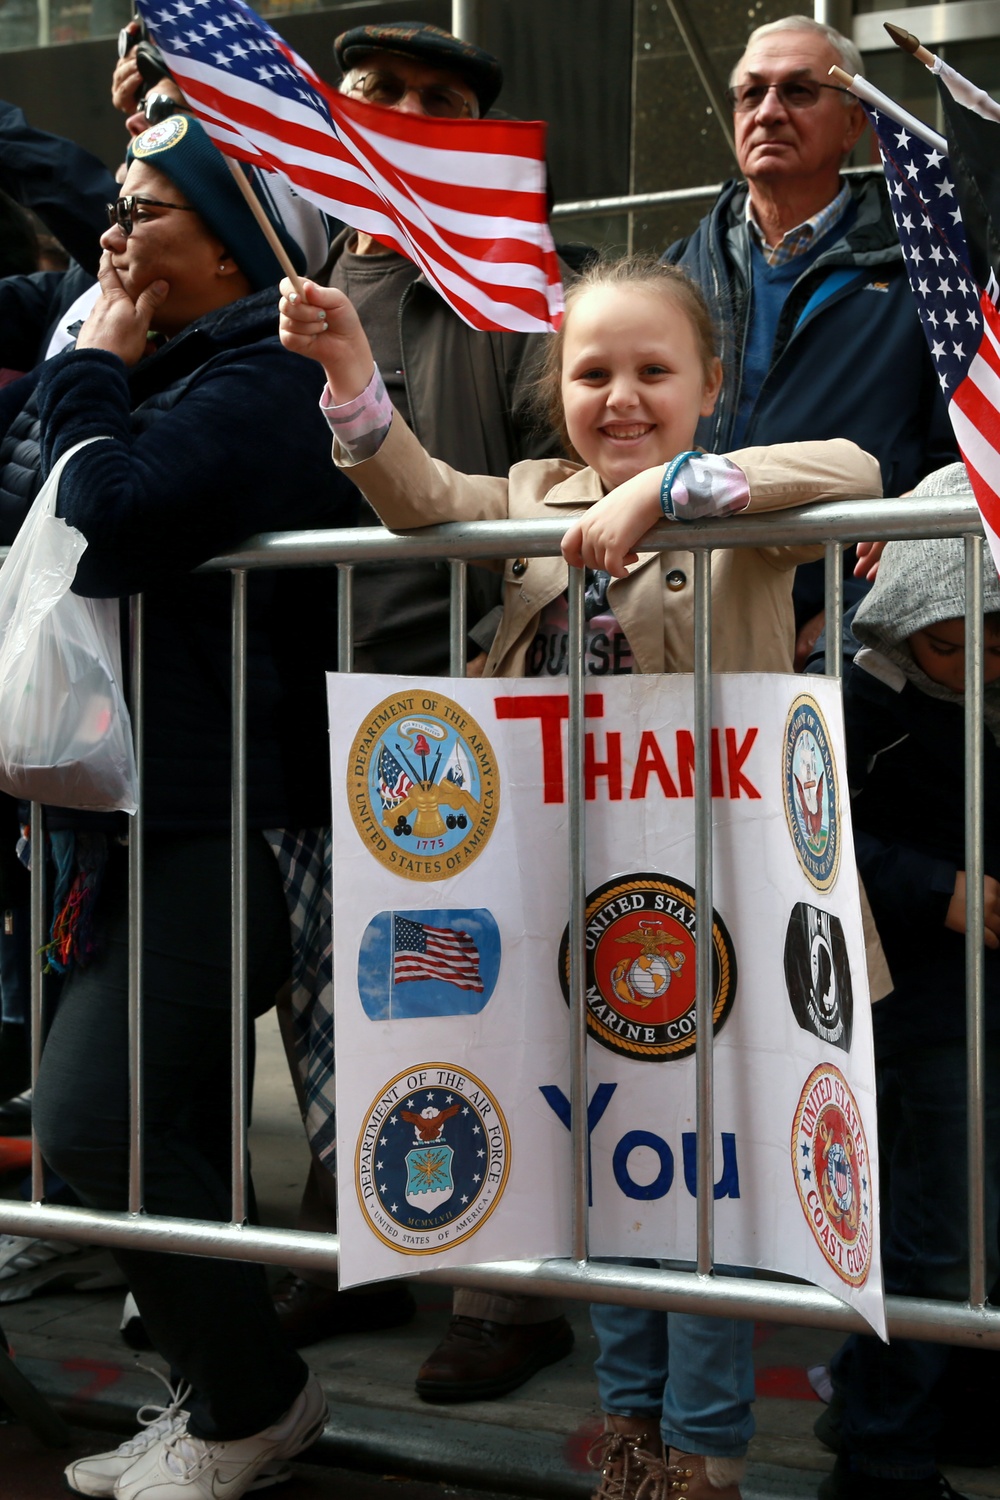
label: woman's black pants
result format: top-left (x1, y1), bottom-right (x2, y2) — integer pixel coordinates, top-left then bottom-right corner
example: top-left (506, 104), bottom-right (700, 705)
top-left (33, 830), bottom-right (309, 1440)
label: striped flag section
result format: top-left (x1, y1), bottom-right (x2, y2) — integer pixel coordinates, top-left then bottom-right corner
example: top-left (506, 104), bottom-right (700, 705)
top-left (863, 89), bottom-right (1000, 571)
top-left (135, 0), bottom-right (564, 332)
top-left (392, 915), bottom-right (483, 992)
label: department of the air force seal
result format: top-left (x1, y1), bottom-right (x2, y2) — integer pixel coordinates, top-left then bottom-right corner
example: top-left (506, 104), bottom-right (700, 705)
top-left (348, 691), bottom-right (499, 881)
top-left (791, 1063), bottom-right (872, 1287)
top-left (558, 874), bottom-right (737, 1060)
top-left (783, 903), bottom-right (853, 1052)
top-left (783, 695), bottom-right (840, 891)
top-left (355, 1064), bottom-right (510, 1253)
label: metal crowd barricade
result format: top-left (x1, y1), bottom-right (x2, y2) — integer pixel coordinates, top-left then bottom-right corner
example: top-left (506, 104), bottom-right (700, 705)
top-left (1, 489), bottom-right (999, 1351)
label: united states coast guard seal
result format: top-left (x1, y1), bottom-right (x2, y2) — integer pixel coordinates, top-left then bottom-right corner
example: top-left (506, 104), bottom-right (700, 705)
top-left (355, 1064), bottom-right (510, 1253)
top-left (783, 694), bottom-right (840, 891)
top-left (558, 874), bottom-right (737, 1060)
top-left (791, 1063), bottom-right (872, 1287)
top-left (347, 691), bottom-right (499, 881)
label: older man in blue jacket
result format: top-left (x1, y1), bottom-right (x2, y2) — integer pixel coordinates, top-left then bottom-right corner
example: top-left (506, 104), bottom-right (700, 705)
top-left (664, 13), bottom-right (958, 666)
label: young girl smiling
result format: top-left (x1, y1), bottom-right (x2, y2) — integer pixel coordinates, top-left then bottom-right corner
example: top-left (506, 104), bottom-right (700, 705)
top-left (279, 254), bottom-right (881, 1500)
top-left (279, 256), bottom-right (880, 680)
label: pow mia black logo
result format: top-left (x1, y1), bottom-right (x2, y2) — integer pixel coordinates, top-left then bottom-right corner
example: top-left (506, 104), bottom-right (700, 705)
top-left (783, 903), bottom-right (853, 1052)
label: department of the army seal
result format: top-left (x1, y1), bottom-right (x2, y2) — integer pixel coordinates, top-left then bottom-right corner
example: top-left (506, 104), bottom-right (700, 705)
top-left (782, 695), bottom-right (841, 891)
top-left (355, 1063), bottom-right (510, 1253)
top-left (558, 874), bottom-right (737, 1060)
top-left (347, 691), bottom-right (500, 881)
top-left (791, 1063), bottom-right (873, 1287)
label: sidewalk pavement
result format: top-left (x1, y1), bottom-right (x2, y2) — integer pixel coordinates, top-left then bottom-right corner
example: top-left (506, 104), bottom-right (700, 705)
top-left (2, 1013), bottom-right (999, 1500)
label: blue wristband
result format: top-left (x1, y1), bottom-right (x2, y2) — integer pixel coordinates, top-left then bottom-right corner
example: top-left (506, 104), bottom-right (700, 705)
top-left (659, 450), bottom-right (701, 520)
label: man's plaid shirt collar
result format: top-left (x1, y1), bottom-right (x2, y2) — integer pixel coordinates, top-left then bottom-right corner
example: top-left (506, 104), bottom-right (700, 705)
top-left (745, 180), bottom-right (851, 267)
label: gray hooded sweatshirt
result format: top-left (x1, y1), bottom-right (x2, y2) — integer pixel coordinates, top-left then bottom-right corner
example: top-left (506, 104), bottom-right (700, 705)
top-left (844, 462), bottom-right (1000, 1054)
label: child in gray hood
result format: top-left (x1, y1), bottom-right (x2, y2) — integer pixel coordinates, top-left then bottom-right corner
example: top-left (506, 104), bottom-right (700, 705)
top-left (824, 462), bottom-right (1000, 1500)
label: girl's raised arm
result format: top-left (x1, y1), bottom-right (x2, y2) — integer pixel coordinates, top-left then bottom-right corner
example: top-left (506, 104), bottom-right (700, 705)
top-left (278, 276), bottom-right (374, 404)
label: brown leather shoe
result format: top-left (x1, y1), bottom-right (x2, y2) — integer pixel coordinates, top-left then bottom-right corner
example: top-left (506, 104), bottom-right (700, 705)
top-left (666, 1448), bottom-right (744, 1500)
top-left (414, 1314), bottom-right (574, 1402)
top-left (272, 1273), bottom-right (415, 1348)
top-left (589, 1415), bottom-right (665, 1500)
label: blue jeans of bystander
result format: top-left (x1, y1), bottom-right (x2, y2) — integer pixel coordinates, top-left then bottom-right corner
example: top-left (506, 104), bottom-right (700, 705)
top-left (591, 1262), bottom-right (755, 1459)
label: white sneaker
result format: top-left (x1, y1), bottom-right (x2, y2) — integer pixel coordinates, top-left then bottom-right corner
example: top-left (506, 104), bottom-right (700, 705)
top-left (112, 1371), bottom-right (327, 1500)
top-left (64, 1370), bottom-right (294, 1498)
top-left (0, 1233), bottom-right (125, 1303)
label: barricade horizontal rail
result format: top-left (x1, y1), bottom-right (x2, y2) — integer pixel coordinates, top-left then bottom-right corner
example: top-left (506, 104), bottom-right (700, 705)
top-left (0, 492), bottom-right (984, 574)
top-left (198, 493), bottom-right (982, 570)
top-left (548, 162), bottom-right (882, 222)
top-left (1, 489), bottom-right (998, 1351)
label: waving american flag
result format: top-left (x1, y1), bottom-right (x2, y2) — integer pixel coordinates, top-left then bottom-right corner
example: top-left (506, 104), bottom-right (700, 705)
top-left (134, 0), bottom-right (563, 332)
top-left (864, 95), bottom-right (1000, 572)
top-left (392, 916), bottom-right (483, 992)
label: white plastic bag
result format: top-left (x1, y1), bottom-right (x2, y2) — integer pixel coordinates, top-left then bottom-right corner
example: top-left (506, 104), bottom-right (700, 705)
top-left (0, 437), bottom-right (138, 812)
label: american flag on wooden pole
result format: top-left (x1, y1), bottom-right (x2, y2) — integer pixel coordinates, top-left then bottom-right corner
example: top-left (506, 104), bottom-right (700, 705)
top-left (833, 62), bottom-right (1000, 572)
top-left (134, 0), bottom-right (563, 332)
top-left (392, 915), bottom-right (483, 992)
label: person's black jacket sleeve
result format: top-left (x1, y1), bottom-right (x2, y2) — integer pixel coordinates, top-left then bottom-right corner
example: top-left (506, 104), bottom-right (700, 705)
top-left (33, 336), bottom-right (356, 597)
top-left (845, 669), bottom-right (958, 929)
top-left (0, 100), bottom-right (115, 275)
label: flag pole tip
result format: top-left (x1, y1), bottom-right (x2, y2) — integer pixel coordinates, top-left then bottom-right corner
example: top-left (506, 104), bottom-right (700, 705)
top-left (884, 22), bottom-right (919, 54)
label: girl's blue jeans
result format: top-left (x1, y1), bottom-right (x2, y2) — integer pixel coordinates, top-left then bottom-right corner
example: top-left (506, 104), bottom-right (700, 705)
top-left (591, 1261), bottom-right (755, 1458)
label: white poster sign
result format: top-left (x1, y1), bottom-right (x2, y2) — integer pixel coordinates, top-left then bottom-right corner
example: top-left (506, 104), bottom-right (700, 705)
top-left (329, 673), bottom-right (885, 1336)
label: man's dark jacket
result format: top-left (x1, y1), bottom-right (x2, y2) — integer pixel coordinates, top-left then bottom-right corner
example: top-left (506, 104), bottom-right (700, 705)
top-left (664, 174), bottom-right (958, 499)
top-left (321, 230), bottom-right (568, 673)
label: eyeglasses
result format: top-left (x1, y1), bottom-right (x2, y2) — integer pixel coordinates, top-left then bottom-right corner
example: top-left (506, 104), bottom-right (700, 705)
top-left (346, 69), bottom-right (473, 119)
top-left (106, 195), bottom-right (199, 237)
top-left (726, 79), bottom-right (853, 113)
top-left (138, 93), bottom-right (190, 127)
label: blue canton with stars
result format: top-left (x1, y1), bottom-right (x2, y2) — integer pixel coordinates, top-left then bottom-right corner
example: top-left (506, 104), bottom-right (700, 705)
top-left (137, 0), bottom-right (335, 128)
top-left (865, 106), bottom-right (983, 400)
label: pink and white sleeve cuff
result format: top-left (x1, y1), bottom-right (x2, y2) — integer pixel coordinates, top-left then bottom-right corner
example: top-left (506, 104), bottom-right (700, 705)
top-left (668, 453), bottom-right (751, 520)
top-left (320, 363), bottom-right (393, 462)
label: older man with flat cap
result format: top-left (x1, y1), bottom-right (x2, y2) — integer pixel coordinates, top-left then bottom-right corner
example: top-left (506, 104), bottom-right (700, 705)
top-left (271, 18), bottom-right (578, 1406)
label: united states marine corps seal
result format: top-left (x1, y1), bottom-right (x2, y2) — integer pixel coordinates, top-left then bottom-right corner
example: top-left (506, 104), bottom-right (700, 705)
top-left (558, 874), bottom-right (737, 1060)
top-left (355, 1064), bottom-right (510, 1253)
top-left (347, 691), bottom-right (499, 881)
top-left (791, 1063), bottom-right (872, 1287)
top-left (783, 695), bottom-right (840, 891)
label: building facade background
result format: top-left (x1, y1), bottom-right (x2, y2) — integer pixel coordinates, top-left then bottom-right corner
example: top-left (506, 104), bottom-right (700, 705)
top-left (0, 1), bottom-right (997, 255)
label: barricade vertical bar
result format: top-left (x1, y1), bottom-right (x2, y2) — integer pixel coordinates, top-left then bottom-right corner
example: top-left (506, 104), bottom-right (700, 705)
top-left (29, 800), bottom-right (45, 1202)
top-left (824, 543), bottom-right (844, 680)
top-left (964, 533), bottom-right (986, 1306)
top-left (694, 549), bottom-right (715, 1273)
top-left (128, 594), bottom-right (145, 1215)
top-left (567, 565), bottom-right (589, 1262)
top-left (230, 570), bottom-right (249, 1226)
top-left (337, 563), bottom-right (354, 673)
top-left (449, 560), bottom-right (468, 676)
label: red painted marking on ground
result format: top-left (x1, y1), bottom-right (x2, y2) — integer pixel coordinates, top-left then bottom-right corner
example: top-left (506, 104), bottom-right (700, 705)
top-left (564, 1415), bottom-right (603, 1473)
top-left (61, 1357), bottom-right (125, 1403)
top-left (755, 1365), bottom-right (821, 1401)
top-left (0, 1137), bottom-right (32, 1172)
